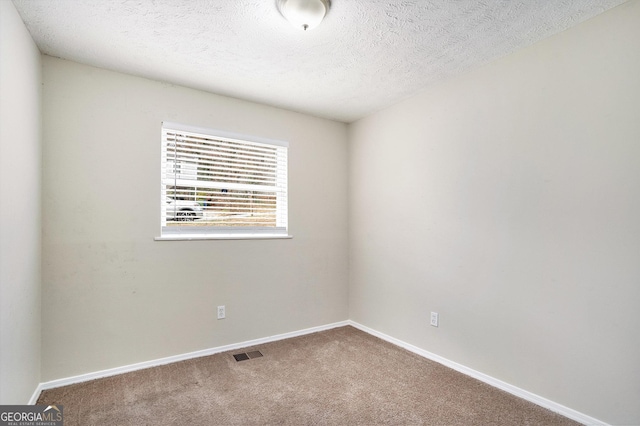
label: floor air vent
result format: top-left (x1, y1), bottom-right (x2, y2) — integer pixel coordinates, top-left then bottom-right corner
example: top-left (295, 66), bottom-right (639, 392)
top-left (233, 350), bottom-right (263, 362)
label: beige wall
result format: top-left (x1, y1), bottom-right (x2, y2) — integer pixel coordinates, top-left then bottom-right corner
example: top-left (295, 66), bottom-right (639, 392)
top-left (348, 2), bottom-right (640, 424)
top-left (7, 1), bottom-right (639, 421)
top-left (0, 1), bottom-right (42, 404)
top-left (41, 57), bottom-right (349, 381)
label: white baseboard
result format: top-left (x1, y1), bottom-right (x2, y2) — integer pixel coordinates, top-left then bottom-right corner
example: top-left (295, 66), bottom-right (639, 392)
top-left (30, 319), bottom-right (608, 426)
top-left (346, 320), bottom-right (609, 426)
top-left (32, 320), bottom-right (349, 399)
top-left (28, 383), bottom-right (44, 405)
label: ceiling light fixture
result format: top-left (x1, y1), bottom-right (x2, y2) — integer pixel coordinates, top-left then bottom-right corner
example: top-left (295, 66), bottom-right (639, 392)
top-left (277, 0), bottom-right (330, 31)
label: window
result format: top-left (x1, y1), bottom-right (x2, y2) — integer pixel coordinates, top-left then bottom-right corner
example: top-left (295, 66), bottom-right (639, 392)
top-left (159, 122), bottom-right (289, 239)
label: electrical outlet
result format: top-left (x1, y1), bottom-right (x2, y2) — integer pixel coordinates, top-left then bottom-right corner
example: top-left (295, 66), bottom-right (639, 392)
top-left (430, 312), bottom-right (439, 327)
top-left (217, 305), bottom-right (225, 320)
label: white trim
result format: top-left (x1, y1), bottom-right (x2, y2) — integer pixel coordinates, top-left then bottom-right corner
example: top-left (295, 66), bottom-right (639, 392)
top-left (346, 320), bottom-right (609, 426)
top-left (162, 121), bottom-right (289, 148)
top-left (28, 383), bottom-right (45, 405)
top-left (29, 319), bottom-right (609, 425)
top-left (35, 321), bottom-right (349, 394)
top-left (154, 234), bottom-right (293, 241)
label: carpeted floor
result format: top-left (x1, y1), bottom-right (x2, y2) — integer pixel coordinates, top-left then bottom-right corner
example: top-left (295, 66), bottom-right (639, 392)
top-left (37, 326), bottom-right (579, 425)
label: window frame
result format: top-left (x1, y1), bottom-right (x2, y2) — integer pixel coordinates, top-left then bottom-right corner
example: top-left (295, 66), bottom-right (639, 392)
top-left (155, 122), bottom-right (291, 241)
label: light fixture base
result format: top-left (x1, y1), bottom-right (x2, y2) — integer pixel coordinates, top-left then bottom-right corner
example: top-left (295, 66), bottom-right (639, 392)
top-left (277, 0), bottom-right (331, 31)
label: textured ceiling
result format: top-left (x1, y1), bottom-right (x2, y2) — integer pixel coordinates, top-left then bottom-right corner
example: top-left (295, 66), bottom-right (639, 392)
top-left (12, 0), bottom-right (626, 123)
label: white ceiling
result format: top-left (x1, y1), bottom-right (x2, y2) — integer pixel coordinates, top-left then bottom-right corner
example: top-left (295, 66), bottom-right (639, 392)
top-left (12, 0), bottom-right (626, 123)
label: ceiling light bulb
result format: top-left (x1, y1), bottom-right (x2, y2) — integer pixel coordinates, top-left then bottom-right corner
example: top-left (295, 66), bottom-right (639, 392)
top-left (277, 0), bottom-right (330, 31)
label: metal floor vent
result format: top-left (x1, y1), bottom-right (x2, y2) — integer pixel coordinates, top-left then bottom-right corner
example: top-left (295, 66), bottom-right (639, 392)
top-left (233, 350), bottom-right (263, 362)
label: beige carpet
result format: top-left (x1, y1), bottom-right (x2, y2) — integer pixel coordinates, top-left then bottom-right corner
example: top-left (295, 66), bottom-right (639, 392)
top-left (37, 326), bottom-right (579, 425)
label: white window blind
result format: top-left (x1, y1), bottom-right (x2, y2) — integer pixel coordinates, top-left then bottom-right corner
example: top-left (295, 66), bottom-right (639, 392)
top-left (161, 122), bottom-right (288, 238)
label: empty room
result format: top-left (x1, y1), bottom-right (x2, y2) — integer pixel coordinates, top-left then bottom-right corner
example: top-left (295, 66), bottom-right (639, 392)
top-left (1, 0), bottom-right (638, 425)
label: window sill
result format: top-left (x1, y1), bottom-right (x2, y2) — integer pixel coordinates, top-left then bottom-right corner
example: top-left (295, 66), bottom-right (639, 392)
top-left (154, 234), bottom-right (293, 241)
